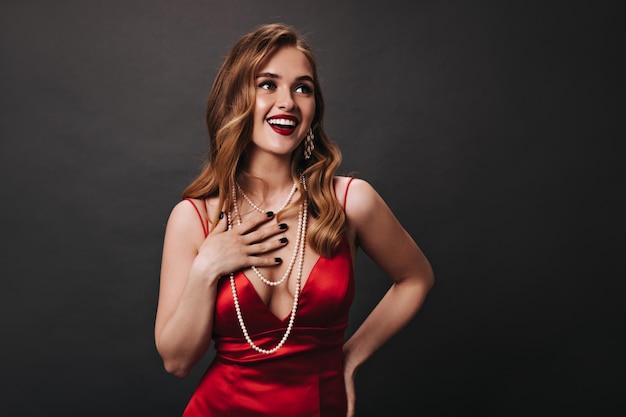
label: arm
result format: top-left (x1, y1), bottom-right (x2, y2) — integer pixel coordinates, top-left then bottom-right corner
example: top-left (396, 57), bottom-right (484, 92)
top-left (154, 200), bottom-right (220, 378)
top-left (342, 179), bottom-right (434, 414)
top-left (154, 200), bottom-right (288, 378)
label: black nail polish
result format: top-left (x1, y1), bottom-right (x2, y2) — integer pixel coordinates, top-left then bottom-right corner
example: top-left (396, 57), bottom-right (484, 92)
top-left (279, 237), bottom-right (288, 244)
top-left (219, 211), bottom-right (224, 219)
top-left (275, 257), bottom-right (282, 263)
top-left (266, 211), bottom-right (274, 217)
top-left (278, 223), bottom-right (288, 230)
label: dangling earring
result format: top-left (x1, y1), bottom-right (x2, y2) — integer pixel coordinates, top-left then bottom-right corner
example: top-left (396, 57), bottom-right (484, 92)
top-left (304, 128), bottom-right (314, 160)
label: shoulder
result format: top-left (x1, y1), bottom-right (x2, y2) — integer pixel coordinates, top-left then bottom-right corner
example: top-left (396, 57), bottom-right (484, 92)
top-left (334, 175), bottom-right (379, 206)
top-left (334, 176), bottom-right (386, 221)
top-left (333, 175), bottom-right (370, 201)
top-left (170, 197), bottom-right (221, 224)
top-left (335, 177), bottom-right (391, 229)
top-left (164, 199), bottom-right (208, 244)
top-left (333, 177), bottom-right (389, 246)
top-left (169, 198), bottom-right (204, 222)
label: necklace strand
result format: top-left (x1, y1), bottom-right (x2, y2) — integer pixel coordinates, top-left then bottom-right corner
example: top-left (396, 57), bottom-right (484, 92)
top-left (228, 176), bottom-right (308, 354)
top-left (232, 184), bottom-right (302, 287)
top-left (236, 182), bottom-right (297, 214)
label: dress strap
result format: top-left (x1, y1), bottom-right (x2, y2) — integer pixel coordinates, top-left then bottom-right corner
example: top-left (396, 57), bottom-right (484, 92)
top-left (183, 198), bottom-right (209, 238)
top-left (343, 177), bottom-right (355, 211)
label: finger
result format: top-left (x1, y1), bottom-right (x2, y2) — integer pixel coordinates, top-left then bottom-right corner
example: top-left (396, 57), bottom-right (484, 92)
top-left (246, 255), bottom-right (284, 268)
top-left (212, 211), bottom-right (229, 233)
top-left (242, 222), bottom-right (288, 245)
top-left (233, 210), bottom-right (276, 234)
top-left (245, 236), bottom-right (289, 256)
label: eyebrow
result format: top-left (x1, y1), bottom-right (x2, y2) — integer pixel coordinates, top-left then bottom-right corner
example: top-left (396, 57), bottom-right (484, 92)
top-left (255, 72), bottom-right (314, 83)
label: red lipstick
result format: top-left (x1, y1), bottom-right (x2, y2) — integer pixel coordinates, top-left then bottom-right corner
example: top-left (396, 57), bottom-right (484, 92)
top-left (267, 114), bottom-right (299, 136)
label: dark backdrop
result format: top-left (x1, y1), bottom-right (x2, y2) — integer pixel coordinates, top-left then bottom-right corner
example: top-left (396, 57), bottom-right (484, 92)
top-left (1, 1), bottom-right (622, 416)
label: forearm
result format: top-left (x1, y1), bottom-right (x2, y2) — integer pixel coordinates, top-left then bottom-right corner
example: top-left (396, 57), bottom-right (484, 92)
top-left (156, 275), bottom-right (218, 378)
top-left (343, 277), bottom-right (432, 373)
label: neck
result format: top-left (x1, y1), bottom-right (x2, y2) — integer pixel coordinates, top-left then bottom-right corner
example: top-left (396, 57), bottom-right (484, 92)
top-left (244, 152), bottom-right (295, 191)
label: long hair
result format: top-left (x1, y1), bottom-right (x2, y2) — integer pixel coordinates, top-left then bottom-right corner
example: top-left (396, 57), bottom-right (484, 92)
top-left (182, 23), bottom-right (345, 257)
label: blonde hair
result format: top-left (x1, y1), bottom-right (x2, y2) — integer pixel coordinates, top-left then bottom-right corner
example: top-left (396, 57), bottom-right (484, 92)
top-left (182, 23), bottom-right (345, 257)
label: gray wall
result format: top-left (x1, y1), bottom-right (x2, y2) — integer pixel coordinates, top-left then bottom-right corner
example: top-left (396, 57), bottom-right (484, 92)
top-left (1, 1), bottom-right (622, 416)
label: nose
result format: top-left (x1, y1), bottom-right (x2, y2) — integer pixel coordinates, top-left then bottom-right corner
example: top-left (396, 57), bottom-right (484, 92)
top-left (277, 89), bottom-right (295, 111)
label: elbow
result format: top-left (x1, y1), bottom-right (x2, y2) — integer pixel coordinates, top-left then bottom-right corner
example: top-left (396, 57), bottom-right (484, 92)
top-left (155, 337), bottom-right (193, 378)
top-left (425, 266), bottom-right (435, 290)
top-left (156, 336), bottom-right (204, 378)
top-left (409, 266), bottom-right (434, 298)
top-left (418, 258), bottom-right (435, 291)
top-left (163, 358), bottom-right (192, 379)
top-left (157, 344), bottom-right (193, 378)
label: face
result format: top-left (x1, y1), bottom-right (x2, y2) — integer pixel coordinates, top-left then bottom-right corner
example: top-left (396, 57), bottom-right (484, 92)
top-left (250, 46), bottom-right (316, 159)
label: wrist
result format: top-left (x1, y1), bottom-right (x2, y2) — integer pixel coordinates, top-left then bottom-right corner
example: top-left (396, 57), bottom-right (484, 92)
top-left (189, 258), bottom-right (222, 286)
top-left (342, 346), bottom-right (362, 376)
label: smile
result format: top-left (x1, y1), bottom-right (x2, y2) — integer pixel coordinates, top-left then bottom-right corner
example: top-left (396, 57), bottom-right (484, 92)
top-left (267, 115), bottom-right (299, 136)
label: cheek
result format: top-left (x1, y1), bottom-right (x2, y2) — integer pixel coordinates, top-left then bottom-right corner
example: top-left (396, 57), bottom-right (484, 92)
top-left (255, 96), bottom-right (272, 114)
top-left (253, 105), bottom-right (268, 130)
top-left (303, 102), bottom-right (316, 124)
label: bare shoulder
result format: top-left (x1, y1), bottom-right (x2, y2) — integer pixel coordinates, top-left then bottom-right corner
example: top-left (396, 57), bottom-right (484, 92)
top-left (334, 176), bottom-right (375, 203)
top-left (333, 176), bottom-right (390, 237)
top-left (164, 199), bottom-right (208, 246)
top-left (338, 177), bottom-right (384, 216)
top-left (168, 198), bottom-right (201, 223)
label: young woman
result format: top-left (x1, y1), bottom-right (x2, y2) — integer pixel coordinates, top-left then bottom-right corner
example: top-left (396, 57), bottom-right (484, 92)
top-left (154, 23), bottom-right (434, 417)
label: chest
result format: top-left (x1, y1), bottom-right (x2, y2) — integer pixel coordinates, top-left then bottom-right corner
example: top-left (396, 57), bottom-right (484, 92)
top-left (212, 241), bottom-right (355, 337)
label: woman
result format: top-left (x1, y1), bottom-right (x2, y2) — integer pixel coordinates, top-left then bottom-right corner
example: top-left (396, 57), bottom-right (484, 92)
top-left (154, 23), bottom-right (434, 417)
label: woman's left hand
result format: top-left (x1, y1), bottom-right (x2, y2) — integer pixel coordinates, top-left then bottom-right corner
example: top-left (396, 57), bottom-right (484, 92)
top-left (344, 363), bottom-right (357, 417)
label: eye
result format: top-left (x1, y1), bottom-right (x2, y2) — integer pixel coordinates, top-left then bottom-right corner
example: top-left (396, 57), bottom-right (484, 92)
top-left (295, 84), bottom-right (313, 95)
top-left (257, 80), bottom-right (276, 91)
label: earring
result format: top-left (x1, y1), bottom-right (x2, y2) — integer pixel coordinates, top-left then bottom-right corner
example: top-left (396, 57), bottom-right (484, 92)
top-left (304, 128), bottom-right (314, 160)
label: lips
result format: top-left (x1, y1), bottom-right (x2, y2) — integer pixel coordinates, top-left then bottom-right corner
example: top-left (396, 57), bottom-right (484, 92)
top-left (267, 114), bottom-right (299, 136)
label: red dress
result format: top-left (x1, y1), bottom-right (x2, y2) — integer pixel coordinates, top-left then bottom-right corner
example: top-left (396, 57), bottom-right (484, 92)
top-left (181, 181), bottom-right (354, 417)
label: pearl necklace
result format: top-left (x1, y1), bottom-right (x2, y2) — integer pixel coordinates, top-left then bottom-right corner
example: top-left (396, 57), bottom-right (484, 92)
top-left (227, 176), bottom-right (308, 354)
top-left (232, 182), bottom-right (302, 287)
top-left (236, 181), bottom-right (297, 214)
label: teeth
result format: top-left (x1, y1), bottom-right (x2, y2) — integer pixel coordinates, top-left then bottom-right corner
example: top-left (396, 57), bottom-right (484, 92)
top-left (268, 118), bottom-right (296, 127)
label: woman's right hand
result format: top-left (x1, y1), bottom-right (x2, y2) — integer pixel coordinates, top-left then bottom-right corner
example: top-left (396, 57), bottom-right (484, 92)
top-left (191, 210), bottom-right (288, 282)
top-left (155, 206), bottom-right (289, 377)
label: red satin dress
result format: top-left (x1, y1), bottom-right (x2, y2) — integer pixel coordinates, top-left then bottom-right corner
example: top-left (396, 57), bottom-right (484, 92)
top-left (181, 180), bottom-right (355, 417)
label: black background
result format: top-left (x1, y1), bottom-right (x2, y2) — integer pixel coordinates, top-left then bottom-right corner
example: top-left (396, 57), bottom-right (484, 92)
top-left (1, 1), bottom-right (623, 416)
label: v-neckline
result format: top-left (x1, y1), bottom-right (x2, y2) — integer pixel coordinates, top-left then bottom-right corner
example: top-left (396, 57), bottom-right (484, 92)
top-left (239, 254), bottom-right (323, 323)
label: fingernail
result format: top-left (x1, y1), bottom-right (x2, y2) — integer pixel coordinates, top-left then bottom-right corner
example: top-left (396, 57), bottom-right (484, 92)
top-left (266, 211), bottom-right (274, 217)
top-left (278, 223), bottom-right (287, 230)
top-left (274, 257), bottom-right (282, 263)
top-left (279, 237), bottom-right (288, 244)
top-left (219, 211), bottom-right (224, 219)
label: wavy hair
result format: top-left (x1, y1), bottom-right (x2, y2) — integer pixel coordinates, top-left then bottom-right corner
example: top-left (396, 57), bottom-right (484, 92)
top-left (182, 23), bottom-right (345, 257)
